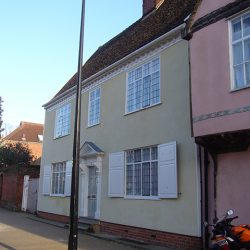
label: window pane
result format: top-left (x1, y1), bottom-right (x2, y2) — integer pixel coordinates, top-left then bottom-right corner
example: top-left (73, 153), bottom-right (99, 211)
top-left (142, 148), bottom-right (150, 161)
top-left (151, 147), bottom-right (157, 160)
top-left (55, 104), bottom-right (71, 138)
top-left (243, 14), bottom-right (250, 37)
top-left (234, 65), bottom-right (244, 88)
top-left (244, 38), bottom-right (250, 61)
top-left (142, 163), bottom-right (150, 196)
top-left (88, 88), bottom-right (100, 126)
top-left (152, 58), bottom-right (160, 72)
top-left (232, 19), bottom-right (242, 41)
top-left (135, 67), bottom-right (142, 80)
top-left (151, 162), bottom-right (158, 196)
top-left (142, 75), bottom-right (151, 107)
top-left (151, 71), bottom-right (160, 104)
top-left (96, 88), bottom-right (100, 98)
top-left (126, 150), bottom-right (134, 163)
top-left (126, 146), bottom-right (158, 197)
top-left (127, 82), bottom-right (134, 112)
top-left (245, 62), bottom-right (250, 85)
top-left (126, 165), bottom-right (133, 195)
top-left (134, 149), bottom-right (141, 162)
top-left (134, 164), bottom-right (141, 195)
top-left (135, 80), bottom-right (142, 110)
top-left (233, 42), bottom-right (243, 65)
top-left (143, 63), bottom-right (150, 76)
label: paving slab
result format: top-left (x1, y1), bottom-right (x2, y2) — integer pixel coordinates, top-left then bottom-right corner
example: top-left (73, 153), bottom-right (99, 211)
top-left (0, 208), bottom-right (175, 250)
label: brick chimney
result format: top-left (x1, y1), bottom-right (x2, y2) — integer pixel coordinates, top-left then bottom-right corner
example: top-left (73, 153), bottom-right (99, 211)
top-left (143, 0), bottom-right (162, 16)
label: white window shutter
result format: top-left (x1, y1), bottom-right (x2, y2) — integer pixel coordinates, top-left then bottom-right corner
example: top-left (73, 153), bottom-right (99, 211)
top-left (158, 141), bottom-right (178, 198)
top-left (108, 152), bottom-right (125, 197)
top-left (65, 161), bottom-right (72, 196)
top-left (43, 164), bottom-right (51, 195)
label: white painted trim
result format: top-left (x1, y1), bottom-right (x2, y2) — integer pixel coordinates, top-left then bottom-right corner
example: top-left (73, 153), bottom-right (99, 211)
top-left (228, 18), bottom-right (235, 90)
top-left (124, 196), bottom-right (160, 201)
top-left (47, 94), bottom-right (75, 112)
top-left (228, 11), bottom-right (250, 90)
top-left (44, 24), bottom-right (185, 110)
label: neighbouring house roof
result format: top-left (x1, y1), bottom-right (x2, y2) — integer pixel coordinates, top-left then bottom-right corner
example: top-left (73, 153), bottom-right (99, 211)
top-left (47, 0), bottom-right (198, 106)
top-left (3, 121), bottom-right (44, 143)
top-left (2, 122), bottom-right (44, 166)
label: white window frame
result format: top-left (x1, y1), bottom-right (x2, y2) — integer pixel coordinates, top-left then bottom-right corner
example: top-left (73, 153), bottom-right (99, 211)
top-left (125, 146), bottom-right (158, 199)
top-left (51, 162), bottom-right (66, 196)
top-left (125, 57), bottom-right (161, 114)
top-left (54, 103), bottom-right (71, 139)
top-left (88, 87), bottom-right (101, 127)
top-left (229, 11), bottom-right (250, 90)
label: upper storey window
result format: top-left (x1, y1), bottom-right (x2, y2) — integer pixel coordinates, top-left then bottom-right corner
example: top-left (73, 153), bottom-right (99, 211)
top-left (88, 87), bottom-right (100, 127)
top-left (126, 58), bottom-right (160, 113)
top-left (231, 12), bottom-right (250, 89)
top-left (54, 103), bottom-right (71, 138)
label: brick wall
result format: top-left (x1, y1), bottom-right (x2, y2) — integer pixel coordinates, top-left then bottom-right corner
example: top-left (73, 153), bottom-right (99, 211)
top-left (35, 210), bottom-right (202, 249)
top-left (37, 211), bottom-right (69, 224)
top-left (0, 165), bottom-right (40, 211)
top-left (101, 221), bottom-right (202, 250)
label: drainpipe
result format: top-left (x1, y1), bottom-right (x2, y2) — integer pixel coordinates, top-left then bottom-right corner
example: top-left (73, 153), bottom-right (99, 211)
top-left (211, 153), bottom-right (218, 222)
top-left (198, 145), bottom-right (205, 249)
top-left (204, 148), bottom-right (209, 249)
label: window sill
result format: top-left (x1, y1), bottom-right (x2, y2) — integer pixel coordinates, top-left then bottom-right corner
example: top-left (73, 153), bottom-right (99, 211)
top-left (53, 133), bottom-right (70, 140)
top-left (87, 122), bottom-right (100, 129)
top-left (124, 102), bottom-right (162, 116)
top-left (124, 195), bottom-right (160, 201)
top-left (49, 194), bottom-right (66, 197)
top-left (230, 85), bottom-right (250, 93)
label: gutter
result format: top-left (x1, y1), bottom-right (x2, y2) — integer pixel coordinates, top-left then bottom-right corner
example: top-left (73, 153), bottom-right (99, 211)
top-left (43, 23), bottom-right (186, 109)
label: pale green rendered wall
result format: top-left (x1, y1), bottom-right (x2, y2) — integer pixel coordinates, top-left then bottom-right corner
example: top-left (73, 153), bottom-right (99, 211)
top-left (38, 40), bottom-right (200, 236)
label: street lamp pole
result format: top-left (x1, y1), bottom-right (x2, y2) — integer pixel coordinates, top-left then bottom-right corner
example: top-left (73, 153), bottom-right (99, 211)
top-left (68, 0), bottom-right (85, 249)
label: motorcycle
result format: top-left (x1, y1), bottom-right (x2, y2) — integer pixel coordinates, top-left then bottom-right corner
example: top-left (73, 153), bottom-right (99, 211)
top-left (205, 210), bottom-right (250, 250)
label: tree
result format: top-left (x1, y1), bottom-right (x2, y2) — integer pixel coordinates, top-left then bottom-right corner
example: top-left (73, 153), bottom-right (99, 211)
top-left (0, 97), bottom-right (3, 137)
top-left (0, 142), bottom-right (34, 168)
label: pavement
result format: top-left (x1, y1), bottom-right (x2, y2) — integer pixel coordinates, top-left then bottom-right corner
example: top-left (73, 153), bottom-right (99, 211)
top-left (0, 208), bottom-right (174, 250)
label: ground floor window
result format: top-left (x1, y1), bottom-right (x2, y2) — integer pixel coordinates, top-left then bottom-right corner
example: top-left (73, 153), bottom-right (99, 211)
top-left (126, 146), bottom-right (158, 197)
top-left (51, 162), bottom-right (66, 195)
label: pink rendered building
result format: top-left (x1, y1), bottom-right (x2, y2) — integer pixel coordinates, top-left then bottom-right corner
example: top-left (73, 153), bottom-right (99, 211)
top-left (187, 0), bottom-right (250, 248)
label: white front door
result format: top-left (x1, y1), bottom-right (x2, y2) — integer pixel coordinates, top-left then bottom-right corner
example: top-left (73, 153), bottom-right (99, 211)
top-left (79, 169), bottom-right (87, 217)
top-left (79, 156), bottom-right (103, 219)
top-left (87, 166), bottom-right (97, 218)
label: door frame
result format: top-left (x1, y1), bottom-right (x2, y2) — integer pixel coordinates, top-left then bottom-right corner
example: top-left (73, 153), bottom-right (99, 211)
top-left (79, 155), bottom-right (103, 219)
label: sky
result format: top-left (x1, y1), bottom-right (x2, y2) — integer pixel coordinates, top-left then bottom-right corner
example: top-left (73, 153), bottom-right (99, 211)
top-left (0, 0), bottom-right (142, 135)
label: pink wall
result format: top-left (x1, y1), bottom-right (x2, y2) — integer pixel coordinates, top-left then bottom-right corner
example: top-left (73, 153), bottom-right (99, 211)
top-left (194, 0), bottom-right (235, 21)
top-left (217, 148), bottom-right (250, 224)
top-left (190, 17), bottom-right (250, 136)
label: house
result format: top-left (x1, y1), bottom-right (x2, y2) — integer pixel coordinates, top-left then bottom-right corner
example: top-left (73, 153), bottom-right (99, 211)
top-left (187, 0), bottom-right (250, 248)
top-left (37, 1), bottom-right (202, 249)
top-left (0, 121), bottom-right (43, 212)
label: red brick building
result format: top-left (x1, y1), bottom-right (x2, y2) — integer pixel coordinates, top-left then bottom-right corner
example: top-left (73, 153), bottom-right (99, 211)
top-left (0, 121), bottom-right (43, 211)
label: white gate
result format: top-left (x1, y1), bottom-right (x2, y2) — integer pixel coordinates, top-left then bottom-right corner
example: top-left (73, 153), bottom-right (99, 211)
top-left (22, 176), bottom-right (39, 213)
top-left (21, 175), bottom-right (29, 211)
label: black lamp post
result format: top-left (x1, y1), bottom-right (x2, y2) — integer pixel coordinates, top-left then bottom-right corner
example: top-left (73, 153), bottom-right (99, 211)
top-left (68, 1), bottom-right (85, 249)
